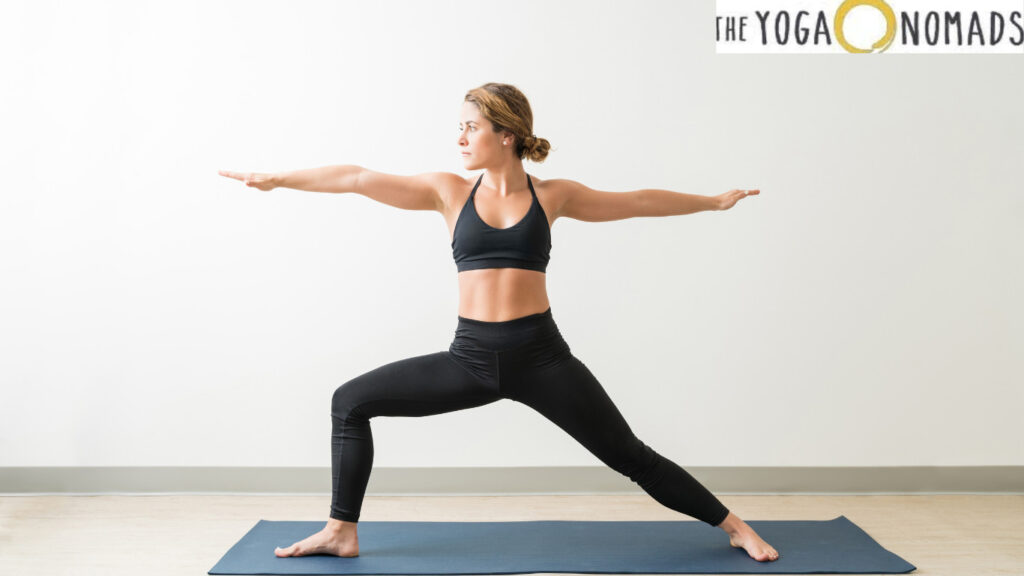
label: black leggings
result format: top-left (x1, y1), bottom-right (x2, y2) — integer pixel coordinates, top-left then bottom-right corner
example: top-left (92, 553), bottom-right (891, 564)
top-left (330, 307), bottom-right (729, 527)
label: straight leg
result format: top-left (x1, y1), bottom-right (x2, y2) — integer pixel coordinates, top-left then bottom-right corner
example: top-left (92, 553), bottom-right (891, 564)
top-left (504, 352), bottom-right (730, 527)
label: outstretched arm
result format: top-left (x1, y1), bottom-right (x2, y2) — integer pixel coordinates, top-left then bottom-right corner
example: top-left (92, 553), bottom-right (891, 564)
top-left (645, 187), bottom-right (760, 215)
top-left (219, 165), bottom-right (449, 212)
top-left (218, 165), bottom-right (362, 194)
top-left (556, 179), bottom-right (759, 222)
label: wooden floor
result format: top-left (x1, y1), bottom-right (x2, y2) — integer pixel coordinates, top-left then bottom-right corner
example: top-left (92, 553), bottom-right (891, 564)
top-left (1, 493), bottom-right (1021, 575)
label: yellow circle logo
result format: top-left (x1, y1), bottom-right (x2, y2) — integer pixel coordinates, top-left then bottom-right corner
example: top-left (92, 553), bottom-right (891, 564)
top-left (835, 0), bottom-right (897, 53)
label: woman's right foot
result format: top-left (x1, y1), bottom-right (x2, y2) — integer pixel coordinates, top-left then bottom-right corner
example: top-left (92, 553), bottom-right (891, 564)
top-left (718, 512), bottom-right (779, 562)
top-left (275, 520), bottom-right (359, 558)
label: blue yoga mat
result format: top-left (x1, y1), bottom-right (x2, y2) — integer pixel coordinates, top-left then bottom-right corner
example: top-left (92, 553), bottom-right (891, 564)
top-left (209, 515), bottom-right (916, 574)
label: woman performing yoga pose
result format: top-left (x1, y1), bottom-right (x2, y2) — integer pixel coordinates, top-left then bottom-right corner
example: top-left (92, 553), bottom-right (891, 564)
top-left (219, 82), bottom-right (777, 562)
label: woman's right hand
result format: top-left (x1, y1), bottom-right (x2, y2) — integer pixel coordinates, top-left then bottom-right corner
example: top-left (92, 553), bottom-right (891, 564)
top-left (218, 170), bottom-right (278, 191)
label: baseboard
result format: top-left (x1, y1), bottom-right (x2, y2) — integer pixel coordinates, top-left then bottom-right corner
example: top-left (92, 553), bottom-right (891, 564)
top-left (1, 466), bottom-right (1021, 494)
top-left (0, 461), bottom-right (1019, 494)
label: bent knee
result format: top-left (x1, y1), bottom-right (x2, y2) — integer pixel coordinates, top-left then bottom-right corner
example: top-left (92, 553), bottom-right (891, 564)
top-left (331, 380), bottom-right (365, 419)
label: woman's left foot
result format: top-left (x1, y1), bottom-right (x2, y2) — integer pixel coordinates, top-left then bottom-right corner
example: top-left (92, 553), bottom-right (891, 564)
top-left (719, 512), bottom-right (779, 562)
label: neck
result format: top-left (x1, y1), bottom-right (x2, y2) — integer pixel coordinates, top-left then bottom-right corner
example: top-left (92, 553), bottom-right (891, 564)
top-left (482, 162), bottom-right (527, 198)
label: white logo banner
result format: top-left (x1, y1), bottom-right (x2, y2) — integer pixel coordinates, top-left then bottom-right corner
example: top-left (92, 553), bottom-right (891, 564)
top-left (716, 0), bottom-right (1024, 53)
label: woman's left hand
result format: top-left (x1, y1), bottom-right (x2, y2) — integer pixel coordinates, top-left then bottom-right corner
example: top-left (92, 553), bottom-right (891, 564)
top-left (716, 189), bottom-right (760, 211)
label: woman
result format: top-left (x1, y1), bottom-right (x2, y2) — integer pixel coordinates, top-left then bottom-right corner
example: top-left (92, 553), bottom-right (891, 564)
top-left (219, 82), bottom-right (776, 562)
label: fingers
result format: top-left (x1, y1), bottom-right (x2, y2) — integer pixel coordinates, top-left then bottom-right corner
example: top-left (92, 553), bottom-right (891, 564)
top-left (218, 170), bottom-right (254, 185)
top-left (720, 189), bottom-right (760, 211)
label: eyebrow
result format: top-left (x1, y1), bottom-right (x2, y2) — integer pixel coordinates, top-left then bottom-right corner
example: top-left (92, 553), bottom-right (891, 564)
top-left (459, 121), bottom-right (478, 125)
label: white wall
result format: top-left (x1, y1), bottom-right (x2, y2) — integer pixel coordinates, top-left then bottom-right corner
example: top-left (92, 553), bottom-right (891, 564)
top-left (1, 0), bottom-right (1021, 470)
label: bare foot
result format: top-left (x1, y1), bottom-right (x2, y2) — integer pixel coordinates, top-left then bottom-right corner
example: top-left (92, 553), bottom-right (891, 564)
top-left (718, 512), bottom-right (779, 562)
top-left (275, 520), bottom-right (359, 558)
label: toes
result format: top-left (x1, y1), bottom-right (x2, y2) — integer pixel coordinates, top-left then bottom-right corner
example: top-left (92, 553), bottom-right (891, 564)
top-left (754, 548), bottom-right (779, 562)
top-left (275, 544), bottom-right (297, 557)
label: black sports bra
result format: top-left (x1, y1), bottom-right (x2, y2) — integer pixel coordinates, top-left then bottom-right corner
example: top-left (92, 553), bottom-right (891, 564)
top-left (451, 173), bottom-right (551, 273)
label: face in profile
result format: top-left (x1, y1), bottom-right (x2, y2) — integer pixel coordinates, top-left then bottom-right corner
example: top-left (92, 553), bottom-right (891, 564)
top-left (458, 101), bottom-right (509, 170)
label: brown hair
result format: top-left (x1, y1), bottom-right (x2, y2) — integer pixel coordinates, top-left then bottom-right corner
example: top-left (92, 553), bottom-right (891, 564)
top-left (464, 83), bottom-right (551, 163)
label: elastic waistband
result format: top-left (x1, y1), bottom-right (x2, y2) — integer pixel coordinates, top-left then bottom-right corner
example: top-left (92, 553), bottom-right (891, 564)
top-left (453, 307), bottom-right (558, 351)
top-left (457, 306), bottom-right (552, 327)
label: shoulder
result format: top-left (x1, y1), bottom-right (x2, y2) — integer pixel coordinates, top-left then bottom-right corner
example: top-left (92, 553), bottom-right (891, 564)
top-left (531, 177), bottom-right (577, 220)
top-left (418, 171), bottom-right (465, 191)
top-left (433, 172), bottom-right (474, 213)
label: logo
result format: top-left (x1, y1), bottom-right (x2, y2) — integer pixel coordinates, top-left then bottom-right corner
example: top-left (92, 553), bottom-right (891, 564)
top-left (716, 0), bottom-right (1024, 54)
top-left (835, 0), bottom-right (897, 53)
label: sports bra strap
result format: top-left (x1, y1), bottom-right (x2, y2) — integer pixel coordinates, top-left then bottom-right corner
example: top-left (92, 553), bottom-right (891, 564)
top-left (470, 173), bottom-right (484, 198)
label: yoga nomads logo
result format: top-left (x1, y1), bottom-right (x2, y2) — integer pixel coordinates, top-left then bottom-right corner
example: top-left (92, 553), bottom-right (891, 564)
top-left (716, 0), bottom-right (1024, 54)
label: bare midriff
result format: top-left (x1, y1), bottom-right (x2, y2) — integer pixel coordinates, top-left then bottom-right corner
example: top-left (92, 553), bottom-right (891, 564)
top-left (456, 268), bottom-right (550, 322)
